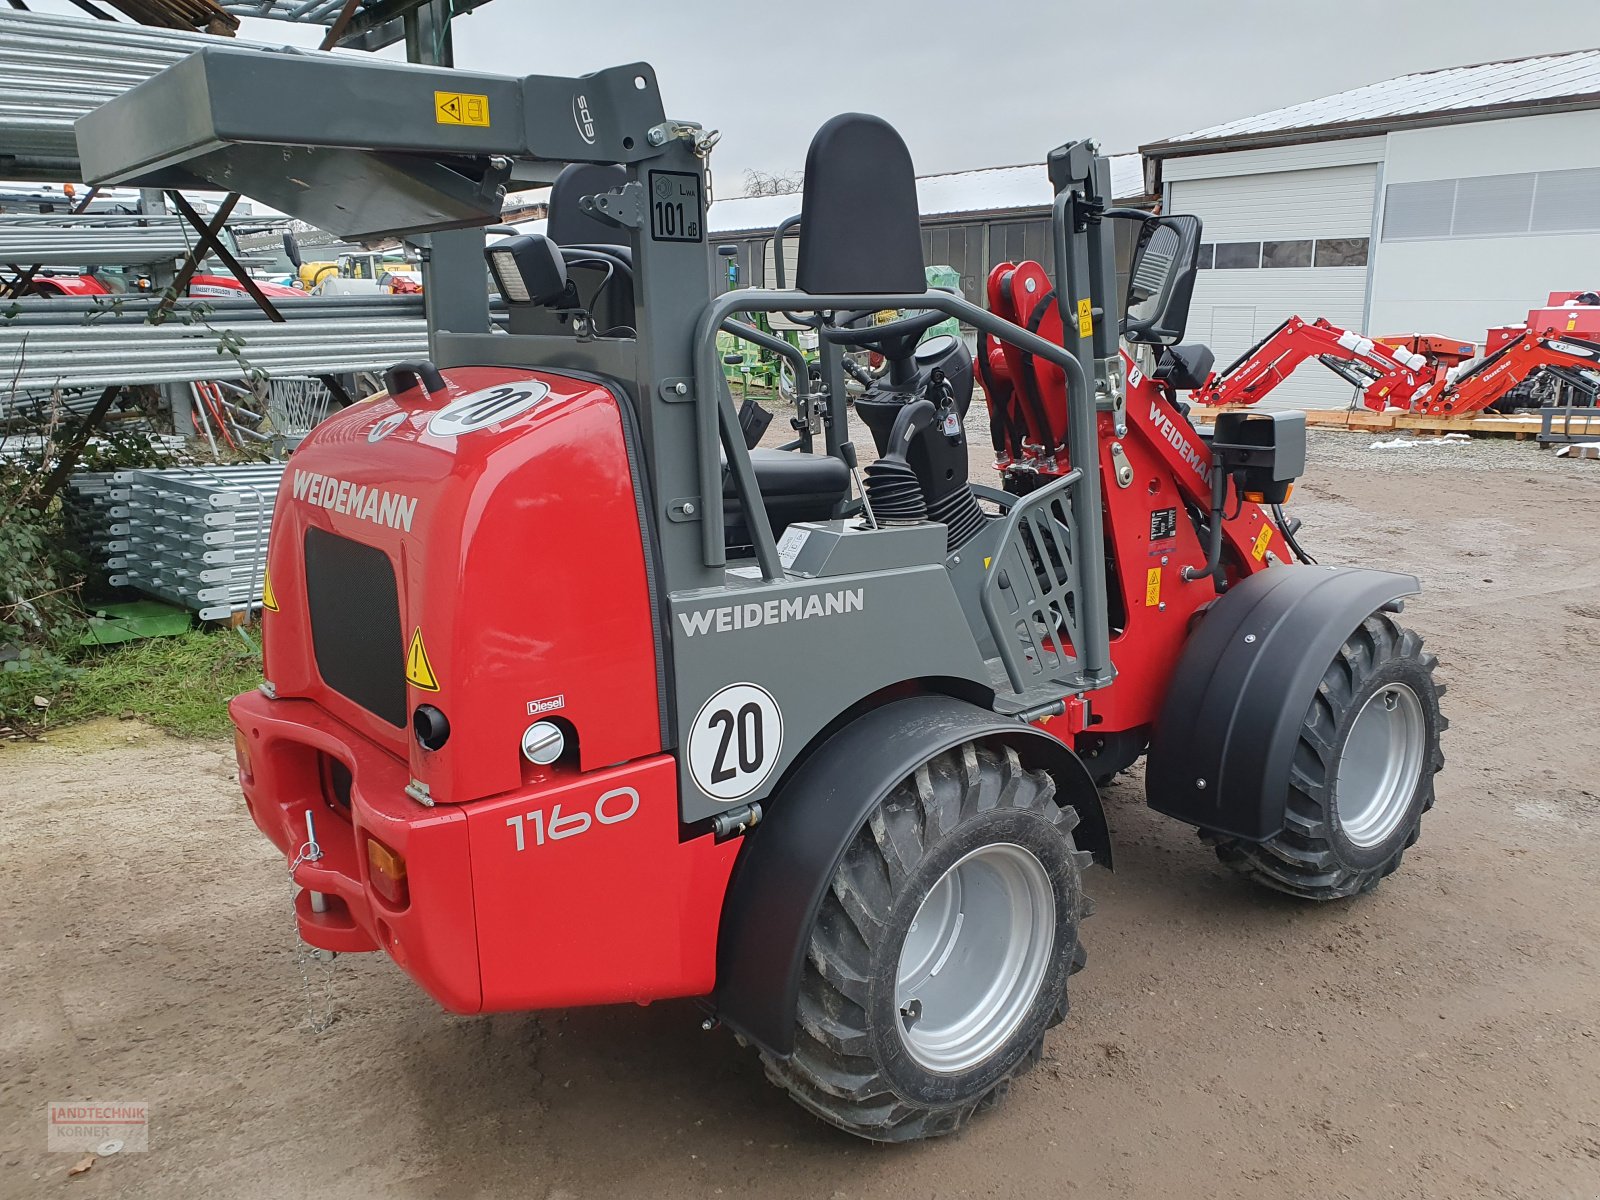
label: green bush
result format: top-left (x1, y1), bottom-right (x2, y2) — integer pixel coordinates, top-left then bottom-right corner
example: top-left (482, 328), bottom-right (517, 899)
top-left (0, 420), bottom-right (255, 736)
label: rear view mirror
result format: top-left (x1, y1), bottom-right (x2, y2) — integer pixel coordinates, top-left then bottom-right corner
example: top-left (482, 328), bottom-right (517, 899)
top-left (1122, 214), bottom-right (1201, 346)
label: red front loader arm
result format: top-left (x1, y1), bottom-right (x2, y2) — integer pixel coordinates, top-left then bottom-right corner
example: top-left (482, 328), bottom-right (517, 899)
top-left (1413, 328), bottom-right (1600, 416)
top-left (1190, 315), bottom-right (1430, 412)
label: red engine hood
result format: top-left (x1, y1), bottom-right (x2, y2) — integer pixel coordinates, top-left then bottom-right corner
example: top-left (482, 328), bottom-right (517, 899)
top-left (260, 366), bottom-right (662, 805)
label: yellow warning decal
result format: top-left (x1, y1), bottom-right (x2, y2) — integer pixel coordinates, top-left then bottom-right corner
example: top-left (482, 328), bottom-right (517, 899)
top-left (261, 567), bottom-right (279, 612)
top-left (983, 556), bottom-right (992, 570)
top-left (1145, 565), bottom-right (1162, 607)
top-left (435, 91), bottom-right (490, 127)
top-left (406, 627), bottom-right (440, 691)
top-left (1077, 297), bottom-right (1094, 339)
top-left (1252, 525), bottom-right (1273, 561)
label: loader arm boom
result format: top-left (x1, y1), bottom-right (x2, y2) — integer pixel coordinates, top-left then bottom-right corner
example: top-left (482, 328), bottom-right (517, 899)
top-left (1417, 329), bottom-right (1600, 416)
top-left (1192, 315), bottom-right (1428, 409)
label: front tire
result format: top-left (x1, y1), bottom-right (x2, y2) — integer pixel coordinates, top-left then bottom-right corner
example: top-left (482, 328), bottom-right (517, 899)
top-left (761, 742), bottom-right (1091, 1142)
top-left (1207, 612), bottom-right (1445, 900)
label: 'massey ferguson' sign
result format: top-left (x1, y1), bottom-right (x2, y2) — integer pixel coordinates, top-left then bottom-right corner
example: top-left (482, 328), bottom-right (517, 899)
top-left (291, 470), bottom-right (419, 533)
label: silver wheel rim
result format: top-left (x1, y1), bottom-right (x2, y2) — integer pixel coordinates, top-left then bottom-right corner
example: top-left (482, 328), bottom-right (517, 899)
top-left (894, 842), bottom-right (1056, 1074)
top-left (1335, 682), bottom-right (1426, 848)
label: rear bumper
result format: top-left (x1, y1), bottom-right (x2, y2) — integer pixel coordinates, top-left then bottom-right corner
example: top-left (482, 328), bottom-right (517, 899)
top-left (231, 690), bottom-right (482, 1011)
top-left (230, 690), bottom-right (739, 1015)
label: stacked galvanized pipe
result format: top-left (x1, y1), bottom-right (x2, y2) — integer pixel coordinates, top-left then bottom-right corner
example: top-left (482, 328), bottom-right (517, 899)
top-left (0, 295), bottom-right (429, 391)
top-left (0, 11), bottom-right (259, 179)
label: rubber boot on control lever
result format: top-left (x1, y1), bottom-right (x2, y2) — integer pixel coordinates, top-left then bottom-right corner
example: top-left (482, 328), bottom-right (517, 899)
top-left (862, 399), bottom-right (935, 523)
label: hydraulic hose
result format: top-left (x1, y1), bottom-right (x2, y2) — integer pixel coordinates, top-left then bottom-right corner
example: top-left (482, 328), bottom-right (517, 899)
top-left (1272, 502), bottom-right (1318, 565)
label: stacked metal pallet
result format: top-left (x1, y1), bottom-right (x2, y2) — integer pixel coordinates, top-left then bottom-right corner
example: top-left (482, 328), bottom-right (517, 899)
top-left (102, 464), bottom-right (284, 621)
top-left (61, 470), bottom-right (123, 583)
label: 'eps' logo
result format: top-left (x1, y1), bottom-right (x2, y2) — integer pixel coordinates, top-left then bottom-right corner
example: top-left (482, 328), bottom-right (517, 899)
top-left (573, 93), bottom-right (596, 145)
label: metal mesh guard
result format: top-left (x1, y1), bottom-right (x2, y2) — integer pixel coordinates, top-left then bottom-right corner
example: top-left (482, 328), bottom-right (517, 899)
top-left (980, 471), bottom-right (1084, 696)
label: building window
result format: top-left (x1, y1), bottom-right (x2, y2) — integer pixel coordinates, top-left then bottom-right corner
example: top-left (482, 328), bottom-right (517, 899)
top-left (1195, 238), bottom-right (1367, 269)
top-left (1313, 237), bottom-right (1368, 267)
top-left (1530, 168), bottom-right (1600, 233)
top-left (1384, 167), bottom-right (1600, 240)
top-left (1261, 239), bottom-right (1313, 268)
top-left (1453, 173), bottom-right (1535, 236)
top-left (1213, 241), bottom-right (1261, 269)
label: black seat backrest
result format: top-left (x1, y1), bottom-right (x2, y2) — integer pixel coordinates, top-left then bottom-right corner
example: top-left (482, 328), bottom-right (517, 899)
top-left (547, 163), bottom-right (630, 246)
top-left (796, 113), bottom-right (925, 295)
top-left (545, 164), bottom-right (635, 331)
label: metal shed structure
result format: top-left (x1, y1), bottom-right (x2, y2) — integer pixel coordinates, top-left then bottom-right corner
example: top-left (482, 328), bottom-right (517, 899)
top-left (1142, 48), bottom-right (1600, 409)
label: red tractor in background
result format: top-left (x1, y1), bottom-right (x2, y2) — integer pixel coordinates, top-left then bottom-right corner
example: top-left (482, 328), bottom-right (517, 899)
top-left (23, 270), bottom-right (304, 301)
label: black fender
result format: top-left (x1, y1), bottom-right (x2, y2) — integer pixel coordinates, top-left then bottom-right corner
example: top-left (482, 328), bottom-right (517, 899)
top-left (713, 692), bottom-right (1107, 1058)
top-left (1145, 565), bottom-right (1419, 841)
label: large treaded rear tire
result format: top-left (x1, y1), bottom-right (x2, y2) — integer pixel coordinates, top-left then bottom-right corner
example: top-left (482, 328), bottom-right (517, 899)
top-left (760, 742), bottom-right (1091, 1142)
top-left (1205, 612), bottom-right (1446, 900)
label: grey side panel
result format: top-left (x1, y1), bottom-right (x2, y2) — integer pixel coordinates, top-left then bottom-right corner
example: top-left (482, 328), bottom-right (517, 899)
top-left (1145, 565), bottom-right (1420, 840)
top-left (714, 693), bottom-right (1107, 1058)
top-left (668, 552), bottom-right (991, 824)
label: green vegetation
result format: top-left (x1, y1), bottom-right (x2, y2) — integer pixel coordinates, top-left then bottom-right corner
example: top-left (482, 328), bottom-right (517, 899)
top-left (1, 418), bottom-right (264, 739)
top-left (0, 627), bottom-right (261, 738)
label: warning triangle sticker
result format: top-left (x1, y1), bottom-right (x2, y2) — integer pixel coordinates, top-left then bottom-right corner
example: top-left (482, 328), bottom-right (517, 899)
top-left (406, 627), bottom-right (440, 691)
top-left (260, 567), bottom-right (279, 612)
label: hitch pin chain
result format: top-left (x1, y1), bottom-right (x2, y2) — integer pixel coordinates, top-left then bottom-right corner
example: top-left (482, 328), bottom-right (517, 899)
top-left (294, 808), bottom-right (328, 914)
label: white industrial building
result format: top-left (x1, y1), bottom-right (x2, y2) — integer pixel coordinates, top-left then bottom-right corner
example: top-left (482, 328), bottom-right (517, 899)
top-left (1142, 49), bottom-right (1600, 408)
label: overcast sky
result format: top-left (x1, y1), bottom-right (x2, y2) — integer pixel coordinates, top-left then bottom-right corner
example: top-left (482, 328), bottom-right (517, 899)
top-left (51, 0), bottom-right (1600, 183)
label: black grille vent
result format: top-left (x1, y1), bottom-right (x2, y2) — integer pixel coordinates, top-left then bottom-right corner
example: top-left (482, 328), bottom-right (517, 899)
top-left (304, 527), bottom-right (406, 727)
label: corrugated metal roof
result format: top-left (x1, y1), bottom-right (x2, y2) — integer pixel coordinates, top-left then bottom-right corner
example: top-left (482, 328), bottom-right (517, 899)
top-left (1146, 47), bottom-right (1600, 156)
top-left (702, 152), bottom-right (1146, 236)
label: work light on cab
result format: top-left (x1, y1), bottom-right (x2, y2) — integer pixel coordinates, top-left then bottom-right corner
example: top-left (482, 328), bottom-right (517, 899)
top-left (485, 235), bottom-right (569, 307)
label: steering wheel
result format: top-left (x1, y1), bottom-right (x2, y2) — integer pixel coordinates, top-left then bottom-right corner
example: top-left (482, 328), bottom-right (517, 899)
top-left (822, 306), bottom-right (945, 351)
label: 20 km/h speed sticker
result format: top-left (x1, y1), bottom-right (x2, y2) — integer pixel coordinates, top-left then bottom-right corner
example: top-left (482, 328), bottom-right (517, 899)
top-left (687, 682), bottom-right (783, 802)
top-left (427, 382), bottom-right (550, 437)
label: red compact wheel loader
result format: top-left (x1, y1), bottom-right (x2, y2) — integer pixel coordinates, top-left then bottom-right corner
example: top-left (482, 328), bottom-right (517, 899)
top-left (80, 48), bottom-right (1447, 1142)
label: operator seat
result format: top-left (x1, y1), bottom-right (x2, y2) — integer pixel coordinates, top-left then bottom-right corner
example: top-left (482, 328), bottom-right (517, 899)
top-left (723, 110), bottom-right (928, 552)
top-left (546, 164), bottom-right (635, 330)
top-left (723, 451), bottom-right (849, 553)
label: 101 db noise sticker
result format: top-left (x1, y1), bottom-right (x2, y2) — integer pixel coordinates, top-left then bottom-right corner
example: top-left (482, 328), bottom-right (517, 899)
top-left (427, 381), bottom-right (551, 437)
top-left (687, 682), bottom-right (784, 802)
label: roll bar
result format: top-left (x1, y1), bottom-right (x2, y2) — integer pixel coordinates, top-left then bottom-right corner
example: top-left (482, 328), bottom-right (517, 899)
top-left (693, 288), bottom-right (1101, 618)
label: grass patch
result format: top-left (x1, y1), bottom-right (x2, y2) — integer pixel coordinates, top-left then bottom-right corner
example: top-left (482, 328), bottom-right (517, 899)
top-left (0, 627), bottom-right (263, 739)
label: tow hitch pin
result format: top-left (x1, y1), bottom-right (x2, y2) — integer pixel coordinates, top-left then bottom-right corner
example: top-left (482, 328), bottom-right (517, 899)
top-left (303, 809), bottom-right (328, 914)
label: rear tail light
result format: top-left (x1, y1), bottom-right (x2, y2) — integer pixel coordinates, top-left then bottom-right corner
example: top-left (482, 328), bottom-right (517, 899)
top-left (233, 728), bottom-right (253, 782)
top-left (366, 837), bottom-right (409, 908)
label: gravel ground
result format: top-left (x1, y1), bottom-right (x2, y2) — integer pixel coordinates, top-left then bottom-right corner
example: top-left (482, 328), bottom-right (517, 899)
top-left (4, 419), bottom-right (1600, 1199)
top-left (1303, 426), bottom-right (1600, 475)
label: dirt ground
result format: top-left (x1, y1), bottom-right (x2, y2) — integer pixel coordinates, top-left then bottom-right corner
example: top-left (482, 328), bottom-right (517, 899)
top-left (4, 431), bottom-right (1600, 1199)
